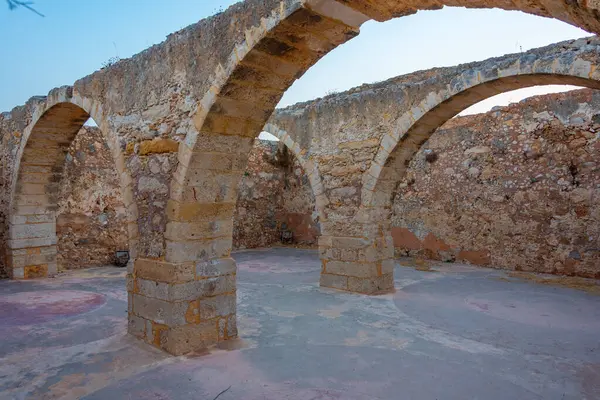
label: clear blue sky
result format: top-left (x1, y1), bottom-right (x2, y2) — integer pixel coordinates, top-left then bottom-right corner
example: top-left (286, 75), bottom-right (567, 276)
top-left (0, 1), bottom-right (590, 113)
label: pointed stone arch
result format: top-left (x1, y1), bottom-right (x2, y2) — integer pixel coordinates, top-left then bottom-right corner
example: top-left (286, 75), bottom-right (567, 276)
top-left (363, 39), bottom-right (600, 213)
top-left (136, 0), bottom-right (600, 353)
top-left (170, 0), bottom-right (600, 285)
top-left (263, 122), bottom-right (329, 222)
top-left (7, 86), bottom-right (138, 279)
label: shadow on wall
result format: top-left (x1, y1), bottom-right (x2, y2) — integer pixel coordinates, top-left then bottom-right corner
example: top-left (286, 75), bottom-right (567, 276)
top-left (392, 88), bottom-right (600, 278)
top-left (233, 140), bottom-right (319, 249)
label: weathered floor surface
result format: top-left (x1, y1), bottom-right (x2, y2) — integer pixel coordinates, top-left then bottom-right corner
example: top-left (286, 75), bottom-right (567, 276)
top-left (1, 247), bottom-right (599, 400)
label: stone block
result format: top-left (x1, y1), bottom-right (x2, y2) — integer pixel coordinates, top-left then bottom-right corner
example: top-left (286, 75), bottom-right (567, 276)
top-left (196, 257), bottom-right (237, 277)
top-left (131, 294), bottom-right (191, 326)
top-left (199, 293), bottom-right (236, 320)
top-left (325, 260), bottom-right (378, 278)
top-left (165, 238), bottom-right (232, 264)
top-left (128, 314), bottom-right (147, 340)
top-left (47, 262), bottom-right (58, 276)
top-left (15, 194), bottom-right (54, 208)
top-left (330, 236), bottom-right (370, 249)
top-left (135, 278), bottom-right (169, 299)
top-left (7, 249), bottom-right (56, 269)
top-left (14, 183), bottom-right (49, 195)
top-left (11, 267), bottom-right (25, 279)
top-left (7, 236), bottom-right (58, 250)
top-left (165, 220), bottom-right (233, 241)
top-left (177, 275), bottom-right (236, 301)
top-left (138, 138), bottom-right (179, 155)
top-left (381, 259), bottom-right (395, 274)
top-left (134, 258), bottom-right (195, 283)
top-left (159, 321), bottom-right (219, 355)
top-left (227, 315), bottom-right (238, 339)
top-left (347, 273), bottom-right (394, 294)
top-left (12, 205), bottom-right (58, 216)
top-left (166, 200), bottom-right (236, 223)
top-left (9, 222), bottom-right (56, 240)
top-left (319, 273), bottom-right (348, 291)
top-left (218, 317), bottom-right (227, 340)
top-left (24, 264), bottom-right (48, 279)
top-left (136, 275), bottom-right (236, 302)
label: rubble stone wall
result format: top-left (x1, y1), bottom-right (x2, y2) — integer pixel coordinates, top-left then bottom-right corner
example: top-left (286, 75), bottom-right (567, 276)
top-left (234, 140), bottom-right (318, 249)
top-left (0, 130), bottom-right (316, 276)
top-left (392, 89), bottom-right (600, 278)
top-left (56, 126), bottom-right (129, 269)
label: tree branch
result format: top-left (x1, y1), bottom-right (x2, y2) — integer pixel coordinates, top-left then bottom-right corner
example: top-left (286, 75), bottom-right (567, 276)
top-left (6, 0), bottom-right (45, 17)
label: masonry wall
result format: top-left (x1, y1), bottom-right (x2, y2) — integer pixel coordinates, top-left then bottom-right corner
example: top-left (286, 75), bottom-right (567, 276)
top-left (56, 126), bottom-right (129, 269)
top-left (0, 118), bottom-right (21, 278)
top-left (0, 130), bottom-right (317, 277)
top-left (392, 89), bottom-right (600, 278)
top-left (0, 124), bottom-right (129, 274)
top-left (233, 140), bottom-right (318, 249)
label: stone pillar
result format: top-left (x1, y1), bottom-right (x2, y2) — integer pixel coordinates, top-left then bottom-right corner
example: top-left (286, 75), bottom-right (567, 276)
top-left (319, 233), bottom-right (394, 294)
top-left (6, 214), bottom-right (58, 279)
top-left (126, 257), bottom-right (237, 355)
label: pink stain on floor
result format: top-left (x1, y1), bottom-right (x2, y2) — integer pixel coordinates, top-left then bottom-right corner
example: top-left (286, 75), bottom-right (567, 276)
top-left (0, 290), bottom-right (106, 326)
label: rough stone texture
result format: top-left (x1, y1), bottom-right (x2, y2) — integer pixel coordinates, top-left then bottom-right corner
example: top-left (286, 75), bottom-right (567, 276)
top-left (393, 89), bottom-right (600, 278)
top-left (234, 139), bottom-right (318, 249)
top-left (1, 133), bottom-right (316, 274)
top-left (57, 126), bottom-right (128, 269)
top-left (3, 0), bottom-right (600, 353)
top-left (0, 124), bottom-right (128, 274)
top-left (269, 37), bottom-right (600, 294)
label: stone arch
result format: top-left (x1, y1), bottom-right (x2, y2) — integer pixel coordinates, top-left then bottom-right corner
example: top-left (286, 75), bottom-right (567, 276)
top-left (263, 122), bottom-right (329, 222)
top-left (363, 41), bottom-right (600, 215)
top-left (170, 0), bottom-right (600, 270)
top-left (7, 86), bottom-right (138, 279)
top-left (147, 0), bottom-right (600, 353)
top-left (164, 0), bottom-right (600, 291)
top-left (330, 39), bottom-right (600, 294)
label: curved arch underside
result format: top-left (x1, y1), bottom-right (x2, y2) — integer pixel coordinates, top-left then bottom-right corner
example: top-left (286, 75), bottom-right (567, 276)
top-left (181, 0), bottom-right (600, 238)
top-left (170, 0), bottom-right (600, 301)
top-left (369, 76), bottom-right (600, 215)
top-left (7, 103), bottom-right (90, 279)
top-left (6, 98), bottom-right (138, 280)
top-left (263, 122), bottom-right (329, 220)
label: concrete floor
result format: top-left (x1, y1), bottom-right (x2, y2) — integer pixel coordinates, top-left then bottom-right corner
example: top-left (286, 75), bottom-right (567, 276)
top-left (1, 248), bottom-right (599, 400)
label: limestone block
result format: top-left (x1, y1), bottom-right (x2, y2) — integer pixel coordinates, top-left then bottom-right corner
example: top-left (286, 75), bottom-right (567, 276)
top-left (325, 260), bottom-right (379, 278)
top-left (319, 272), bottom-right (348, 291)
top-left (135, 275), bottom-right (236, 302)
top-left (165, 237), bottom-right (232, 264)
top-left (347, 273), bottom-right (394, 294)
top-left (165, 220), bottom-right (233, 241)
top-left (128, 314), bottom-right (147, 340)
top-left (7, 236), bottom-right (58, 250)
top-left (199, 293), bottom-right (236, 320)
top-left (159, 321), bottom-right (219, 355)
top-left (134, 258), bottom-right (195, 283)
top-left (131, 294), bottom-right (191, 326)
top-left (196, 257), bottom-right (237, 277)
top-left (10, 222), bottom-right (56, 240)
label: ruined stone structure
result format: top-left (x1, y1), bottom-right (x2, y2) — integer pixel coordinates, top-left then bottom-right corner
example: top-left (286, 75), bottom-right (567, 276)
top-left (234, 140), bottom-right (318, 249)
top-left (3, 0), bottom-right (600, 354)
top-left (0, 129), bottom-right (314, 276)
top-left (0, 125), bottom-right (129, 276)
top-left (57, 126), bottom-right (129, 269)
top-left (392, 89), bottom-right (600, 278)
